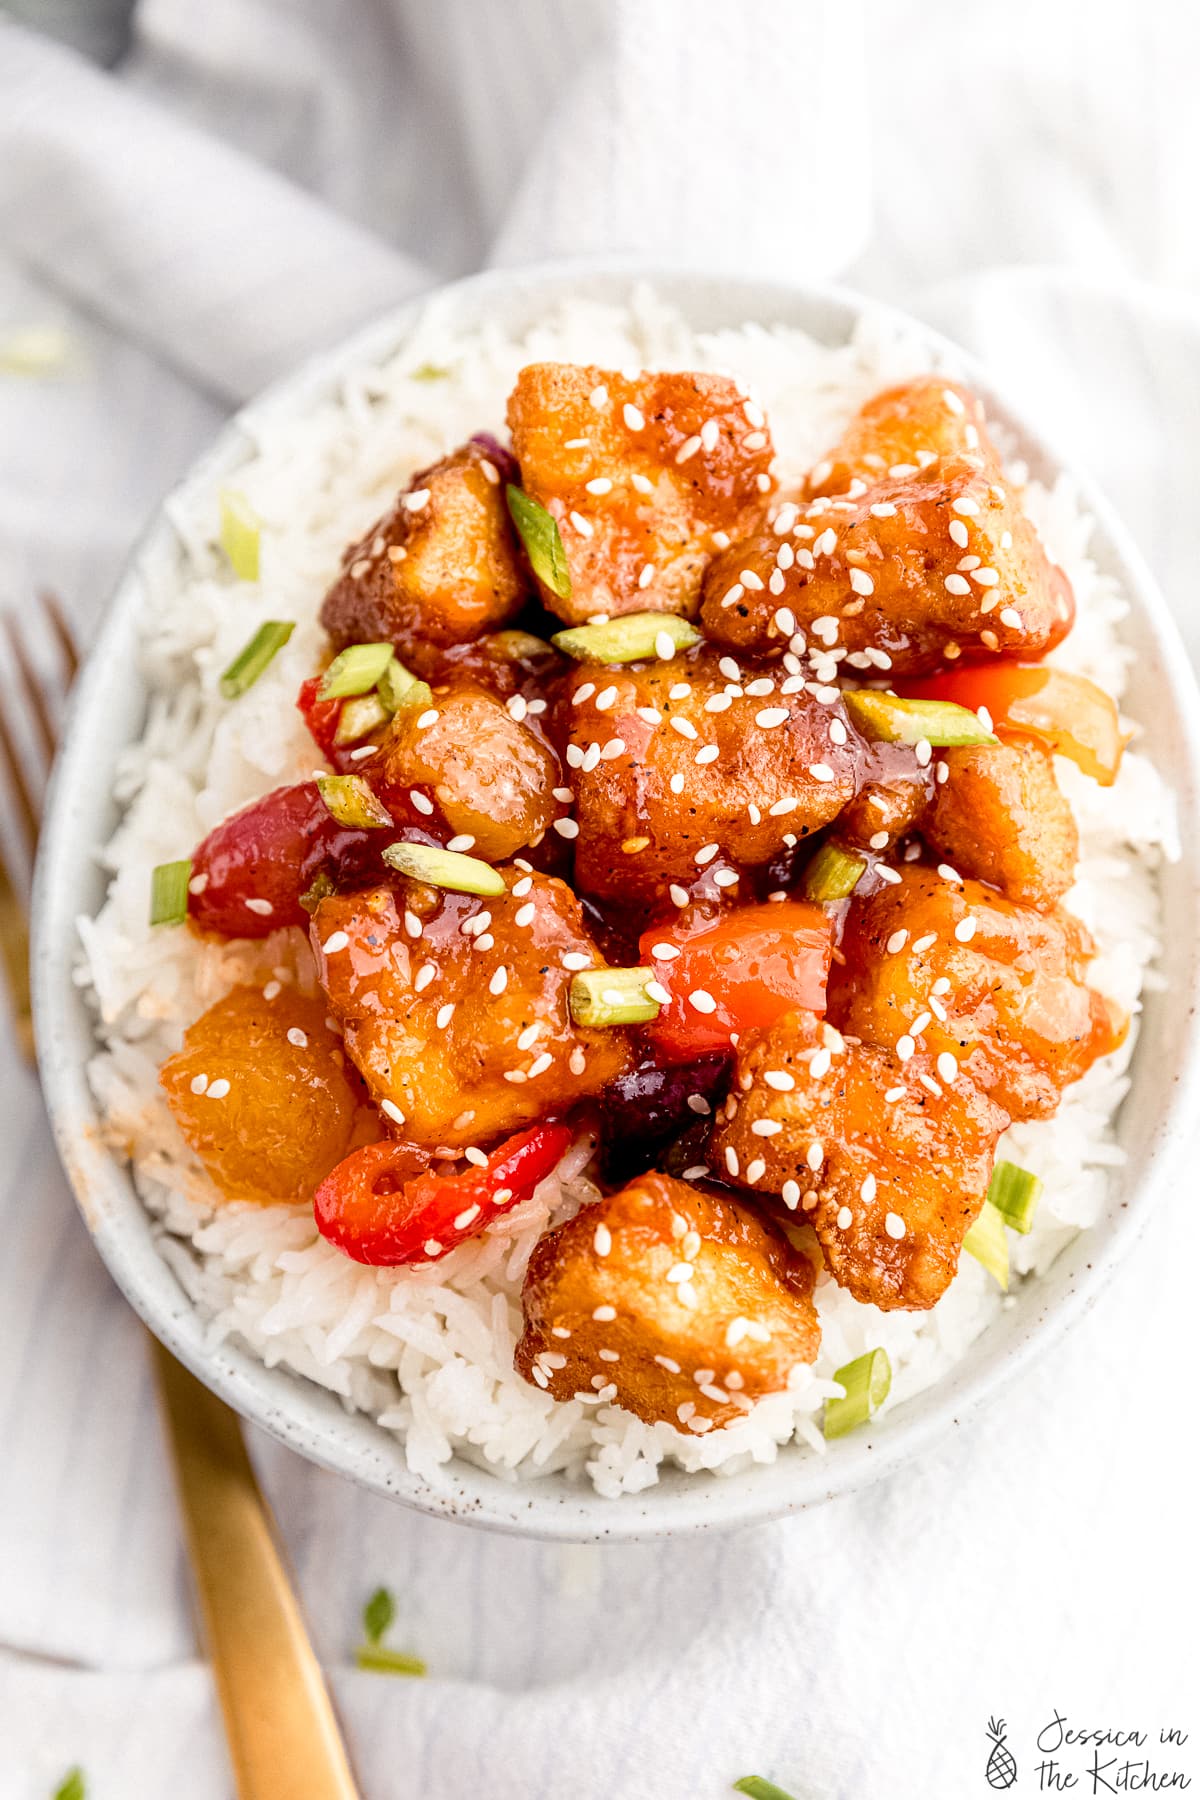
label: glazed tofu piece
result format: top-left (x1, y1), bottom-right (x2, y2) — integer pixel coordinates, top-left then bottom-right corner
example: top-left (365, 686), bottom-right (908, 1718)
top-left (828, 865), bottom-right (1124, 1122)
top-left (160, 986), bottom-right (365, 1204)
top-left (833, 757), bottom-right (932, 852)
top-left (803, 376), bottom-right (987, 498)
top-left (699, 376), bottom-right (1074, 675)
top-left (506, 365), bottom-right (774, 625)
top-left (515, 1171), bottom-right (820, 1429)
top-left (320, 439), bottom-right (528, 674)
top-left (312, 870), bottom-right (632, 1148)
top-left (555, 644), bottom-right (872, 903)
top-left (710, 1012), bottom-right (1009, 1311)
top-left (923, 740), bottom-right (1077, 910)
top-left (372, 683), bottom-right (560, 861)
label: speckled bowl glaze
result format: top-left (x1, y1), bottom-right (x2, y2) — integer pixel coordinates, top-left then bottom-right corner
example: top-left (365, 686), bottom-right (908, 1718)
top-left (31, 264), bottom-right (1200, 1540)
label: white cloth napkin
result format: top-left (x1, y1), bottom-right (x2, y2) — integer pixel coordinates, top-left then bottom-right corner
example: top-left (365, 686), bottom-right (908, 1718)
top-left (1, 4), bottom-right (1198, 1797)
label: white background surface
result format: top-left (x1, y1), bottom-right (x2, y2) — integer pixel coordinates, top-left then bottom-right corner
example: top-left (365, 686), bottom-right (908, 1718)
top-left (0, 3), bottom-right (1198, 1796)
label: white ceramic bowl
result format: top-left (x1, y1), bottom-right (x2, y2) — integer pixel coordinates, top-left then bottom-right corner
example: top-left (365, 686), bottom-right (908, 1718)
top-left (32, 263), bottom-right (1200, 1541)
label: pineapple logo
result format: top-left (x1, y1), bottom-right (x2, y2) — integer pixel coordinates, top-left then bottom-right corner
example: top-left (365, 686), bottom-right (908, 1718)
top-left (985, 1717), bottom-right (1018, 1789)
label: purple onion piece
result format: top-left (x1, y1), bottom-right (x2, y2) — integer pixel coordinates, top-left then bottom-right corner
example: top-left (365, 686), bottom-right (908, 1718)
top-left (471, 432), bottom-right (520, 486)
top-left (598, 1052), bottom-right (731, 1185)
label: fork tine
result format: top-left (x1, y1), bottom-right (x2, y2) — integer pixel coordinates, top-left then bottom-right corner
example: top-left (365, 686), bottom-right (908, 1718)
top-left (0, 836), bottom-right (33, 1060)
top-left (40, 589), bottom-right (79, 681)
top-left (3, 612), bottom-right (56, 766)
top-left (0, 679), bottom-right (40, 861)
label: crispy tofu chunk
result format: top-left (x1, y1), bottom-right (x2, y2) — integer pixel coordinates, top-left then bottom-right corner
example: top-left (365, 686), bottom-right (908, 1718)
top-left (515, 1171), bottom-right (820, 1428)
top-left (372, 684), bottom-right (560, 861)
top-left (710, 1012), bottom-right (1009, 1311)
top-left (507, 365), bottom-right (774, 625)
top-left (554, 645), bottom-right (869, 902)
top-left (699, 377), bottom-right (1074, 675)
top-left (320, 439), bottom-right (528, 673)
top-left (160, 986), bottom-right (364, 1203)
top-left (312, 871), bottom-right (632, 1148)
top-left (924, 740), bottom-right (1077, 909)
top-left (829, 865), bottom-right (1124, 1121)
top-left (834, 756), bottom-right (932, 852)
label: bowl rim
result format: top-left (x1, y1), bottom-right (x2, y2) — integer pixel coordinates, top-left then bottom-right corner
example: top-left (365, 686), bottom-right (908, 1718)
top-left (31, 257), bottom-right (1200, 1541)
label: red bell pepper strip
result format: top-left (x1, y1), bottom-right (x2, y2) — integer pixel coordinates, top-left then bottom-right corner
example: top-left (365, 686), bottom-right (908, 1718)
top-left (897, 664), bottom-right (1126, 785)
top-left (296, 674), bottom-right (343, 761)
top-left (313, 1122), bottom-right (575, 1266)
top-left (639, 901), bottom-right (833, 1063)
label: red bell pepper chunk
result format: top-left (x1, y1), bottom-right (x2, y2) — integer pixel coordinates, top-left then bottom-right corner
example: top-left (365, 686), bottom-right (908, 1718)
top-left (296, 674), bottom-right (343, 761)
top-left (898, 663), bottom-right (1126, 785)
top-left (313, 1122), bottom-right (575, 1266)
top-left (639, 901), bottom-right (833, 1063)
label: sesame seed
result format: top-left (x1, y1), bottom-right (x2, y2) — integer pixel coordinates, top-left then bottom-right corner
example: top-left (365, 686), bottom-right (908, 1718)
top-left (869, 830), bottom-right (890, 850)
top-left (416, 708), bottom-right (439, 729)
top-left (836, 1206), bottom-right (853, 1229)
top-left (870, 501), bottom-right (897, 519)
top-left (932, 976), bottom-right (951, 995)
top-left (585, 477), bottom-right (612, 496)
top-left (885, 1212), bottom-right (906, 1239)
top-left (912, 933), bottom-right (937, 953)
top-left (915, 738), bottom-right (932, 766)
top-left (424, 1239), bottom-right (443, 1258)
top-left (676, 435), bottom-right (702, 464)
top-left (808, 763), bottom-right (836, 782)
top-left (286, 1027), bottom-right (309, 1049)
top-left (244, 897), bottom-right (274, 917)
top-left (887, 929), bottom-right (908, 954)
top-left (645, 980), bottom-right (671, 1005)
top-left (189, 1073), bottom-right (208, 1095)
top-left (849, 568), bottom-right (874, 596)
top-left (380, 1098), bottom-right (406, 1127)
top-left (666, 1262), bottom-right (694, 1284)
top-left (695, 843), bottom-right (720, 866)
top-left (623, 402), bottom-right (645, 430)
top-left (687, 1094), bottom-right (711, 1115)
top-left (670, 717), bottom-right (699, 742)
top-left (910, 1012), bottom-right (932, 1036)
top-left (876, 866), bottom-right (902, 885)
top-left (937, 1052), bottom-right (958, 1084)
top-left (763, 1070), bottom-right (795, 1092)
top-left (454, 1204), bottom-right (481, 1231)
top-left (724, 1146), bottom-right (740, 1177)
top-left (632, 472), bottom-right (653, 495)
top-left (751, 1119), bottom-right (782, 1137)
top-left (689, 990), bottom-right (717, 1014)
top-left (779, 1180), bottom-right (801, 1211)
top-left (807, 1142), bottom-right (823, 1171)
top-left (945, 573), bottom-right (972, 596)
top-left (561, 952), bottom-right (591, 971)
top-left (321, 931), bottom-right (349, 954)
top-left (594, 1223), bottom-right (612, 1255)
top-left (694, 744), bottom-right (720, 766)
top-left (403, 488), bottom-right (431, 513)
top-left (810, 1047), bottom-right (832, 1079)
top-left (743, 430), bottom-right (767, 451)
top-left (713, 870), bottom-right (738, 888)
top-left (593, 1305), bottom-right (617, 1322)
top-left (670, 883), bottom-right (690, 907)
top-left (896, 1035), bottom-right (915, 1061)
top-left (701, 419), bottom-right (721, 452)
top-left (952, 496), bottom-right (980, 515)
top-left (745, 1158), bottom-right (766, 1184)
top-left (938, 863), bottom-right (962, 883)
top-left (756, 707), bottom-right (789, 729)
top-left (999, 607), bottom-right (1022, 628)
top-left (885, 1085), bottom-right (906, 1103)
top-left (569, 510), bottom-right (594, 538)
top-left (589, 384), bottom-right (608, 408)
top-left (656, 1354), bottom-right (682, 1373)
top-left (569, 1047), bottom-right (586, 1075)
top-left (954, 917), bottom-right (977, 943)
top-left (553, 818), bottom-right (580, 840)
top-left (436, 1002), bottom-right (456, 1028)
top-left (528, 1053), bottom-right (553, 1078)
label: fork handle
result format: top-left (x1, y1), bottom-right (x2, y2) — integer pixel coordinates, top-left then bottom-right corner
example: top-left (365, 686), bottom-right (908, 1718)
top-left (151, 1340), bottom-right (361, 1800)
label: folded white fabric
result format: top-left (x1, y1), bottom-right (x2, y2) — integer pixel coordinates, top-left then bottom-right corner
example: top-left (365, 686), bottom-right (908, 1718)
top-left (0, 3), bottom-right (1198, 1797)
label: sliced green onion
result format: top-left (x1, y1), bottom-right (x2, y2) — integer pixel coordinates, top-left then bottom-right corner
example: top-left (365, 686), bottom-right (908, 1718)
top-left (354, 1646), bottom-right (428, 1677)
top-left (842, 690), bottom-right (998, 748)
top-left (218, 489), bottom-right (261, 582)
top-left (410, 362), bottom-right (451, 382)
top-left (52, 1770), bottom-right (86, 1800)
top-left (823, 1346), bottom-right (891, 1440)
top-left (376, 656), bottom-right (429, 715)
top-left (382, 841), bottom-right (506, 897)
top-left (318, 642), bottom-right (396, 702)
top-left (299, 871), bottom-right (335, 914)
top-left (362, 1586), bottom-right (395, 1645)
top-left (219, 620), bottom-right (294, 699)
top-left (987, 1159), bottom-right (1043, 1234)
top-left (316, 774), bottom-right (394, 830)
top-left (506, 485), bottom-right (572, 600)
top-left (803, 841), bottom-right (867, 903)
top-left (733, 1780), bottom-right (798, 1800)
top-left (568, 966), bottom-right (661, 1028)
top-left (334, 692), bottom-right (390, 746)
top-left (963, 1199), bottom-right (1010, 1290)
top-left (149, 859), bottom-right (192, 927)
top-left (552, 612), bottom-right (701, 664)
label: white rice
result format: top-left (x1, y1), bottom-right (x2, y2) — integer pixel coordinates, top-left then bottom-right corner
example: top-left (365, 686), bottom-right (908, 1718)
top-left (78, 286), bottom-right (1174, 1498)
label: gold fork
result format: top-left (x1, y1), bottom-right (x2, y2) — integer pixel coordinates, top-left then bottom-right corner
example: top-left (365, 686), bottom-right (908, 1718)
top-left (0, 593), bottom-right (360, 1800)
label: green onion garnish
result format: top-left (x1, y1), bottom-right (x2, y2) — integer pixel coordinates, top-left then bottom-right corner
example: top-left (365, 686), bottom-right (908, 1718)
top-left (354, 1645), bottom-right (428, 1677)
top-left (987, 1159), bottom-right (1043, 1234)
top-left (552, 612), bottom-right (701, 664)
top-left (316, 774), bottom-right (394, 830)
top-left (362, 1586), bottom-right (395, 1645)
top-left (376, 657), bottom-right (429, 715)
top-left (0, 323), bottom-right (72, 377)
top-left (318, 641), bottom-right (396, 702)
top-left (733, 1780), bottom-right (798, 1800)
top-left (52, 1770), bottom-right (86, 1800)
top-left (963, 1199), bottom-right (1010, 1290)
top-left (803, 841), bottom-right (867, 903)
top-left (149, 859), bottom-right (192, 926)
top-left (333, 692), bottom-right (390, 746)
top-left (382, 841), bottom-right (506, 897)
top-left (410, 362), bottom-right (451, 382)
top-left (842, 690), bottom-right (998, 748)
top-left (568, 966), bottom-right (661, 1028)
top-left (506, 485), bottom-right (572, 600)
top-left (218, 489), bottom-right (261, 582)
top-left (823, 1347), bottom-right (891, 1440)
top-left (218, 620), bottom-right (294, 699)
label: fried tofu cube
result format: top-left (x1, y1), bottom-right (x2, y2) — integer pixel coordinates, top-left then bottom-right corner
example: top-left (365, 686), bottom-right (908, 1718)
top-left (924, 740), bottom-right (1077, 909)
top-left (555, 645), bottom-right (863, 902)
top-left (507, 364), bottom-right (774, 625)
top-left (312, 871), bottom-right (632, 1148)
top-left (160, 986), bottom-right (364, 1203)
top-left (699, 377), bottom-right (1074, 675)
top-left (710, 1012), bottom-right (1009, 1311)
top-left (829, 865), bottom-right (1125, 1122)
top-left (515, 1171), bottom-right (820, 1428)
top-left (320, 439), bottom-right (528, 673)
top-left (373, 684), bottom-right (560, 861)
